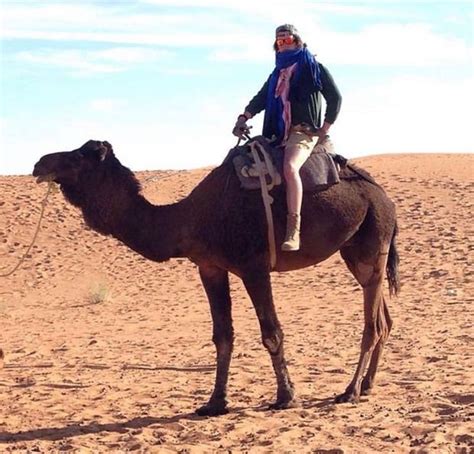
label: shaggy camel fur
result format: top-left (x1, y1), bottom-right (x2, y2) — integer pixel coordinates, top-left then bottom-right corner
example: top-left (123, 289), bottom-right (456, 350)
top-left (33, 140), bottom-right (399, 416)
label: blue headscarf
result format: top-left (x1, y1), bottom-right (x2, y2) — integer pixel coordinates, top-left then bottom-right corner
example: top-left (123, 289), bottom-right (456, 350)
top-left (263, 47), bottom-right (322, 144)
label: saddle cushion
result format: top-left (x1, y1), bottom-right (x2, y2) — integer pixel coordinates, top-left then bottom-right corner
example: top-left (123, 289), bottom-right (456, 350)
top-left (226, 136), bottom-right (341, 192)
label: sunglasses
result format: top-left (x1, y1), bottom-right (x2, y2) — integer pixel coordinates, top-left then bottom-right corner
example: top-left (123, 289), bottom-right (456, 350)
top-left (275, 36), bottom-right (295, 47)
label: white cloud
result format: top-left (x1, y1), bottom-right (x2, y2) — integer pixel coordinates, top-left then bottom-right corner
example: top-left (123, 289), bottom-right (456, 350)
top-left (89, 99), bottom-right (127, 113)
top-left (15, 47), bottom-right (172, 75)
top-left (94, 47), bottom-right (171, 63)
top-left (139, 0), bottom-right (404, 19)
top-left (3, 29), bottom-right (254, 50)
top-left (209, 42), bottom-right (271, 63)
top-left (335, 75), bottom-right (474, 156)
top-left (16, 50), bottom-right (121, 74)
top-left (0, 3), bottom-right (253, 46)
top-left (3, 73), bottom-right (473, 177)
top-left (310, 3), bottom-right (387, 16)
top-left (3, 1), bottom-right (471, 68)
top-left (212, 23), bottom-right (472, 67)
top-left (141, 0), bottom-right (304, 11)
top-left (1, 1), bottom-right (472, 175)
top-left (316, 23), bottom-right (472, 67)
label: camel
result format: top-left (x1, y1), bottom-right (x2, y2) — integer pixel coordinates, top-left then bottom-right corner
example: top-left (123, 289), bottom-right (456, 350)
top-left (33, 139), bottom-right (399, 416)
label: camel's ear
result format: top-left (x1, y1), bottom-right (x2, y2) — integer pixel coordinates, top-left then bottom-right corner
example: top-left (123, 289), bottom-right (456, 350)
top-left (99, 141), bottom-right (113, 161)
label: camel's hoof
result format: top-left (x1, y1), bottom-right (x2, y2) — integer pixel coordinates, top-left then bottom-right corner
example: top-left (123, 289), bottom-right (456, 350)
top-left (268, 399), bottom-right (299, 410)
top-left (195, 402), bottom-right (229, 417)
top-left (361, 379), bottom-right (373, 396)
top-left (360, 386), bottom-right (372, 396)
top-left (335, 391), bottom-right (360, 404)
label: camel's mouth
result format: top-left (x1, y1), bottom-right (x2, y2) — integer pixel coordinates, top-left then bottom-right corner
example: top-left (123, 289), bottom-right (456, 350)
top-left (35, 173), bottom-right (55, 184)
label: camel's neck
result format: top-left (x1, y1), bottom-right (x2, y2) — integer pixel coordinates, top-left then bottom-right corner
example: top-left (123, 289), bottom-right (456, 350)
top-left (63, 182), bottom-right (192, 263)
top-left (110, 196), bottom-right (192, 262)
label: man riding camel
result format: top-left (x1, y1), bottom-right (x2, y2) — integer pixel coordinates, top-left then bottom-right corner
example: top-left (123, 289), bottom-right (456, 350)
top-left (233, 24), bottom-right (342, 251)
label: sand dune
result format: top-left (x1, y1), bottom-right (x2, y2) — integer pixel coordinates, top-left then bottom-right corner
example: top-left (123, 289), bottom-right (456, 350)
top-left (0, 153), bottom-right (472, 453)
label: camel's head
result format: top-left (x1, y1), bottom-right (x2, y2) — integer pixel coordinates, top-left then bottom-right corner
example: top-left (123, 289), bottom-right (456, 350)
top-left (32, 139), bottom-right (139, 234)
top-left (33, 140), bottom-right (114, 186)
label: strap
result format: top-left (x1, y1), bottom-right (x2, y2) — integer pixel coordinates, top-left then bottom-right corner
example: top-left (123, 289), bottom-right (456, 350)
top-left (249, 141), bottom-right (277, 270)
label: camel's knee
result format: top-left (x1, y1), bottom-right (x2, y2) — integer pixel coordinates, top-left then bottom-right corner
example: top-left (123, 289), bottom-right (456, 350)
top-left (262, 329), bottom-right (283, 355)
top-left (212, 328), bottom-right (234, 348)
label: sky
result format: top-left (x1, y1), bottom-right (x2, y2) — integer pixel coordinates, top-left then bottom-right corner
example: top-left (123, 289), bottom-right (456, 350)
top-left (0, 0), bottom-right (473, 175)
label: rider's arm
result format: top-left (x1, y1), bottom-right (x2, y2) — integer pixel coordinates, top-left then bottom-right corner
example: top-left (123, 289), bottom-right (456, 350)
top-left (244, 76), bottom-right (271, 118)
top-left (319, 63), bottom-right (342, 126)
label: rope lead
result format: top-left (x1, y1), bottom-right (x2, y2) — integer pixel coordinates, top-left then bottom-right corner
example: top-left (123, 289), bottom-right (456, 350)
top-left (0, 181), bottom-right (56, 277)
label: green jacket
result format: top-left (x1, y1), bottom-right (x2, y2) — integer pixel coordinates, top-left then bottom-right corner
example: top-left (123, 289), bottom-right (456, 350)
top-left (245, 62), bottom-right (342, 135)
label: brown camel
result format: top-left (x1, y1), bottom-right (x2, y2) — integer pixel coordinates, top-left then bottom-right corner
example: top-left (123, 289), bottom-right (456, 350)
top-left (33, 140), bottom-right (399, 416)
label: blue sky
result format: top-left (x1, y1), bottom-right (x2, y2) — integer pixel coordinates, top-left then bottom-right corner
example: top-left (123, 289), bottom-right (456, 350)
top-left (0, 0), bottom-right (473, 175)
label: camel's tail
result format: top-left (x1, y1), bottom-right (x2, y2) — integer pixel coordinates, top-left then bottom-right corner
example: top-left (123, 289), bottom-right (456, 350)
top-left (386, 222), bottom-right (400, 297)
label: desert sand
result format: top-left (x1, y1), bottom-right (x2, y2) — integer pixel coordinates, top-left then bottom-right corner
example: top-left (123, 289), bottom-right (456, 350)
top-left (0, 153), bottom-right (473, 453)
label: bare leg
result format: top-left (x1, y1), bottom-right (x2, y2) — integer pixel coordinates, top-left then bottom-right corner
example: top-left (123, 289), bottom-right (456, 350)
top-left (281, 143), bottom-right (312, 251)
top-left (196, 265), bottom-right (233, 416)
top-left (336, 252), bottom-right (389, 403)
top-left (283, 144), bottom-right (311, 215)
top-left (242, 271), bottom-right (296, 409)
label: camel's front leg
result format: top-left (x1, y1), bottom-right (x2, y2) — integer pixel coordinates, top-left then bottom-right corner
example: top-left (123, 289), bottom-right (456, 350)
top-left (196, 265), bottom-right (233, 416)
top-left (242, 271), bottom-right (296, 409)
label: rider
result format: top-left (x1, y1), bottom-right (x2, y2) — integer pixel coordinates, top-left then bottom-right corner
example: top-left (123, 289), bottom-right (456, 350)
top-left (233, 24), bottom-right (342, 251)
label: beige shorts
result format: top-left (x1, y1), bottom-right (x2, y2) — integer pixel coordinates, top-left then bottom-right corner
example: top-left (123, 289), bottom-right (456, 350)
top-left (285, 126), bottom-right (319, 152)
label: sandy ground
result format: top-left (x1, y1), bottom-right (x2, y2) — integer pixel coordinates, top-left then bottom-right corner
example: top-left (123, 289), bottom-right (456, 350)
top-left (0, 153), bottom-right (473, 453)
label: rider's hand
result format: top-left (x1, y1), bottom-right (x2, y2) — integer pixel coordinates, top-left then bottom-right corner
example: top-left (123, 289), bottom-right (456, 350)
top-left (316, 121), bottom-right (331, 140)
top-left (232, 114), bottom-right (251, 138)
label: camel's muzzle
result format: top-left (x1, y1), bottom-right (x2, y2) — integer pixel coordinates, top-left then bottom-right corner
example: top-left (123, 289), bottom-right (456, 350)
top-left (33, 162), bottom-right (55, 183)
top-left (35, 173), bottom-right (55, 184)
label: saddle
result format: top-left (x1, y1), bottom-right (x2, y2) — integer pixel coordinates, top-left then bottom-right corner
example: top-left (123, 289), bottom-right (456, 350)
top-left (225, 135), bottom-right (344, 192)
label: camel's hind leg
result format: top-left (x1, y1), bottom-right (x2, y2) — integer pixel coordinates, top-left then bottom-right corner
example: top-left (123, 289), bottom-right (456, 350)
top-left (361, 297), bottom-right (392, 395)
top-left (336, 248), bottom-right (391, 403)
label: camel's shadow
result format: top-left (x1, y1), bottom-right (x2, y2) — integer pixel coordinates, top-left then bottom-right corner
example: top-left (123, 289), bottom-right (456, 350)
top-left (0, 414), bottom-right (199, 443)
top-left (0, 399), bottom-right (338, 443)
top-left (3, 362), bottom-right (215, 374)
